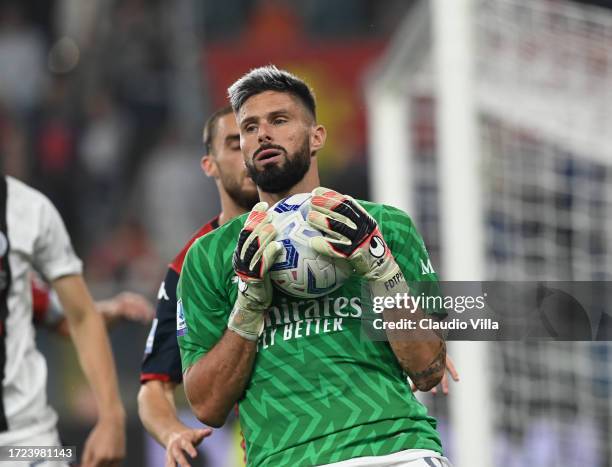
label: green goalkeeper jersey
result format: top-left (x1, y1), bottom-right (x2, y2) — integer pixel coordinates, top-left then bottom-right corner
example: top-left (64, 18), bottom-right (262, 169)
top-left (178, 201), bottom-right (444, 466)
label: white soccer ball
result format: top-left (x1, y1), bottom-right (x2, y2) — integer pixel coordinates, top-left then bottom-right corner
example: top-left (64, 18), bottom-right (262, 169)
top-left (269, 193), bottom-right (353, 299)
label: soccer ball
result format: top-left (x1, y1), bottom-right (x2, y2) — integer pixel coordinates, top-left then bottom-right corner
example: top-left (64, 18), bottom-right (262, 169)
top-left (269, 193), bottom-right (353, 299)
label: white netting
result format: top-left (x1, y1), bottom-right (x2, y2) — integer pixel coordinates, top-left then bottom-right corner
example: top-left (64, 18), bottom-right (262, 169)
top-left (476, 2), bottom-right (612, 465)
top-left (370, 0), bottom-right (612, 465)
top-left (476, 0), bottom-right (612, 165)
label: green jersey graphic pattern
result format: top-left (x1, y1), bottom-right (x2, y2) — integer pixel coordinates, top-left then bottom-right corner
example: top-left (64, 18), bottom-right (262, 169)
top-left (178, 201), bottom-right (444, 466)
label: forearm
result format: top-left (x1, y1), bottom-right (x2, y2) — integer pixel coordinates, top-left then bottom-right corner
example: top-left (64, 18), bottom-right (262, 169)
top-left (138, 381), bottom-right (186, 447)
top-left (68, 308), bottom-right (125, 419)
top-left (184, 330), bottom-right (257, 427)
top-left (53, 275), bottom-right (125, 421)
top-left (372, 280), bottom-right (446, 390)
top-left (385, 329), bottom-right (446, 391)
top-left (306, 189), bottom-right (446, 389)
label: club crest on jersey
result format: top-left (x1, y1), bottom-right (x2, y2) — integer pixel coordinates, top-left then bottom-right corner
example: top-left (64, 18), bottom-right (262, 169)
top-left (369, 236), bottom-right (385, 258)
top-left (176, 300), bottom-right (188, 336)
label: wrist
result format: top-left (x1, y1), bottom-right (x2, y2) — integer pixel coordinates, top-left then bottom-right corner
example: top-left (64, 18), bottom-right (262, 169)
top-left (364, 255), bottom-right (401, 283)
top-left (98, 405), bottom-right (126, 426)
top-left (228, 304), bottom-right (265, 341)
top-left (369, 266), bottom-right (409, 296)
top-left (235, 277), bottom-right (272, 312)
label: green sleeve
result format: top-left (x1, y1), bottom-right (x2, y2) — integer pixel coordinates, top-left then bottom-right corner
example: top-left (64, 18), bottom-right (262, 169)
top-left (177, 239), bottom-right (232, 370)
top-left (379, 205), bottom-right (444, 316)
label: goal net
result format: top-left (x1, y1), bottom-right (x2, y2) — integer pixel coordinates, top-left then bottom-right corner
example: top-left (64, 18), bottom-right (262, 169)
top-left (367, 1), bottom-right (612, 466)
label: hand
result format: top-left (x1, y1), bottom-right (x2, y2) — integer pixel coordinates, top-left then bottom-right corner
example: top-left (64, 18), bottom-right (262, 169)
top-left (106, 292), bottom-right (155, 323)
top-left (307, 187), bottom-right (400, 283)
top-left (81, 415), bottom-right (125, 467)
top-left (165, 428), bottom-right (212, 467)
top-left (411, 354), bottom-right (459, 395)
top-left (228, 202), bottom-right (282, 340)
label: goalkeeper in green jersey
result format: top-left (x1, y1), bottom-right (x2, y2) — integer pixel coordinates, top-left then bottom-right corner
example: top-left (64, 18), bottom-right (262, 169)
top-left (178, 66), bottom-right (452, 466)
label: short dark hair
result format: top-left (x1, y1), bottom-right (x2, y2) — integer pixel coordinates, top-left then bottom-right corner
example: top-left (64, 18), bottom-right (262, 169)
top-left (202, 105), bottom-right (234, 155)
top-left (228, 65), bottom-right (316, 119)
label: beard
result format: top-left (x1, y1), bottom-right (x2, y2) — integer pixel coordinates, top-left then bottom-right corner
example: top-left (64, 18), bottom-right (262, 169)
top-left (218, 170), bottom-right (259, 211)
top-left (246, 138), bottom-right (311, 193)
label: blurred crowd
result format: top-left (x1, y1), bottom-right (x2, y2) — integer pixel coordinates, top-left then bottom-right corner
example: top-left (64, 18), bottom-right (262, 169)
top-left (1, 0), bottom-right (411, 299)
top-left (0, 0), bottom-right (412, 463)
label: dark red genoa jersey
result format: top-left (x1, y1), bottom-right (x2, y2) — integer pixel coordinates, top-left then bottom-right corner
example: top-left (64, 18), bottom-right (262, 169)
top-left (140, 216), bottom-right (219, 384)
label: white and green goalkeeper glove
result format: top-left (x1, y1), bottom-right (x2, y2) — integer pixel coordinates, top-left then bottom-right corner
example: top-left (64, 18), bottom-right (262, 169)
top-left (228, 202), bottom-right (283, 341)
top-left (307, 187), bottom-right (404, 289)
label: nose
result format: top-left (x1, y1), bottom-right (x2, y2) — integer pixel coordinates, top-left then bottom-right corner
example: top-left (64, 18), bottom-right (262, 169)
top-left (257, 122), bottom-right (272, 144)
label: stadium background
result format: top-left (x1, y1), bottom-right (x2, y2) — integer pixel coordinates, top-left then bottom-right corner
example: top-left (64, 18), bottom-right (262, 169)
top-left (3, 0), bottom-right (611, 466)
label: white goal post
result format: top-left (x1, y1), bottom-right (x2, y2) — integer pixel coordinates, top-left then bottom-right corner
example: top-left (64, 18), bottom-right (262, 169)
top-left (366, 1), bottom-right (612, 466)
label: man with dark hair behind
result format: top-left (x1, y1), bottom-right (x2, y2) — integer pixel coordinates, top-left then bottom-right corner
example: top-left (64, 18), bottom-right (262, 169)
top-left (178, 66), bottom-right (452, 466)
top-left (137, 106), bottom-right (258, 467)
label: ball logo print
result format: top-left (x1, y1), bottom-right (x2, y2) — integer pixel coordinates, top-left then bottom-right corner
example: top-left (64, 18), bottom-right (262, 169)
top-left (369, 236), bottom-right (385, 258)
top-left (269, 193), bottom-right (352, 298)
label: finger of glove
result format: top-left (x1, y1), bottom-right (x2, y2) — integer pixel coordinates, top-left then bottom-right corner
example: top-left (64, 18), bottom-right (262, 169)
top-left (245, 208), bottom-right (271, 231)
top-left (307, 211), bottom-right (352, 244)
top-left (309, 236), bottom-right (346, 259)
top-left (246, 224), bottom-right (278, 272)
top-left (240, 220), bottom-right (275, 263)
top-left (311, 188), bottom-right (362, 227)
top-left (259, 240), bottom-right (283, 273)
top-left (310, 198), bottom-right (359, 229)
top-left (311, 186), bottom-right (336, 197)
top-left (253, 201), bottom-right (269, 212)
top-left (330, 193), bottom-right (372, 225)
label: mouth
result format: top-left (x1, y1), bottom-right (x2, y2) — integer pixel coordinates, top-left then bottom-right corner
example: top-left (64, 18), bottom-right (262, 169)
top-left (255, 148), bottom-right (284, 162)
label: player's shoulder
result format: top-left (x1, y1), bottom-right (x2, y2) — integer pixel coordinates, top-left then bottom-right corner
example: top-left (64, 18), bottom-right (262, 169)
top-left (184, 212), bottom-right (247, 263)
top-left (7, 176), bottom-right (51, 208)
top-left (356, 200), bottom-right (414, 226)
top-left (6, 176), bottom-right (60, 227)
top-left (194, 212), bottom-right (246, 248)
top-left (169, 216), bottom-right (220, 274)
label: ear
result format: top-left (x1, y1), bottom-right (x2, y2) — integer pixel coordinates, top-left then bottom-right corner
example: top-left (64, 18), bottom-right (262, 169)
top-left (310, 124), bottom-right (327, 155)
top-left (201, 155), bottom-right (218, 178)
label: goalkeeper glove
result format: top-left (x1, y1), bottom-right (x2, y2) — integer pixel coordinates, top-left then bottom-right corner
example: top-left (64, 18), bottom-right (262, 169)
top-left (307, 187), bottom-right (402, 285)
top-left (228, 202), bottom-right (282, 341)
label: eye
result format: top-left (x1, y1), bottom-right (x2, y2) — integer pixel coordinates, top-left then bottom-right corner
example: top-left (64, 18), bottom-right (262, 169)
top-left (244, 123), bottom-right (257, 133)
top-left (273, 117), bottom-right (287, 125)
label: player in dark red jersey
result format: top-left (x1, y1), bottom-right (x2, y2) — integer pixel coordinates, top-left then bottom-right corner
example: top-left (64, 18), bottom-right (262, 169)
top-left (137, 106), bottom-right (258, 467)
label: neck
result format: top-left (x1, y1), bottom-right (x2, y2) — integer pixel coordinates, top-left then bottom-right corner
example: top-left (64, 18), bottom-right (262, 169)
top-left (258, 158), bottom-right (321, 205)
top-left (217, 183), bottom-right (248, 226)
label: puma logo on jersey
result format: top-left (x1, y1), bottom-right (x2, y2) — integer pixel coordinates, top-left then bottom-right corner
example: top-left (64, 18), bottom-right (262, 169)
top-left (157, 281), bottom-right (170, 301)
